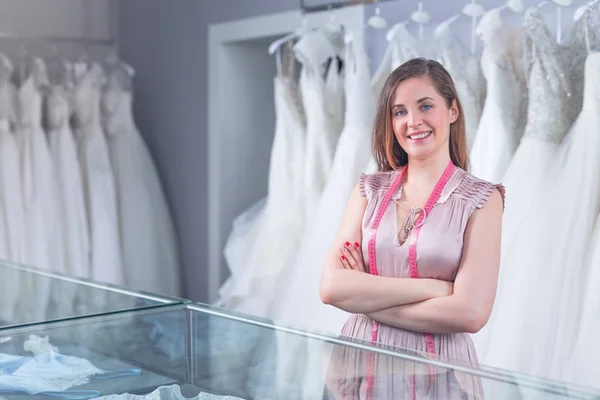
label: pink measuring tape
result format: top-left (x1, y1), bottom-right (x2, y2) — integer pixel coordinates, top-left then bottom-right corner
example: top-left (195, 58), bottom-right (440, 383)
top-left (364, 161), bottom-right (455, 400)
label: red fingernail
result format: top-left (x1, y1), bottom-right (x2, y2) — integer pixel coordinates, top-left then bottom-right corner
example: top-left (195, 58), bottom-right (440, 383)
top-left (345, 242), bottom-right (350, 247)
top-left (354, 242), bottom-right (360, 247)
top-left (341, 255), bottom-right (346, 260)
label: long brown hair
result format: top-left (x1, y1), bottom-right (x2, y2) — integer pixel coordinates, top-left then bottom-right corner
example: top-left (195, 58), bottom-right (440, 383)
top-left (372, 58), bottom-right (469, 171)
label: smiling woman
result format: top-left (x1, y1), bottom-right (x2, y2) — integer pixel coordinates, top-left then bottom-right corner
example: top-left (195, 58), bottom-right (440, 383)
top-left (319, 58), bottom-right (505, 399)
top-left (374, 58), bottom-right (469, 172)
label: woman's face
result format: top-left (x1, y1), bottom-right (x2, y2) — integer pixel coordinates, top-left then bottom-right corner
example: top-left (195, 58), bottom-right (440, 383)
top-left (390, 77), bottom-right (458, 163)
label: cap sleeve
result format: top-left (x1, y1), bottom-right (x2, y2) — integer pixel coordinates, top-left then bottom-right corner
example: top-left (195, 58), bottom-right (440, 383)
top-left (358, 171), bottom-right (399, 200)
top-left (477, 183), bottom-right (506, 210)
top-left (359, 173), bottom-right (367, 197)
top-left (449, 173), bottom-right (506, 211)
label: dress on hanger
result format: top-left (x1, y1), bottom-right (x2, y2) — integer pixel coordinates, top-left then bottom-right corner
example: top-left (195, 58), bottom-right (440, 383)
top-left (47, 79), bottom-right (89, 280)
top-left (297, 29), bottom-right (346, 224)
top-left (46, 74), bottom-right (90, 317)
top-left (272, 39), bottom-right (375, 400)
top-left (327, 167), bottom-right (502, 399)
top-left (365, 24), bottom-right (421, 175)
top-left (103, 68), bottom-right (181, 297)
top-left (371, 23), bottom-right (420, 98)
top-left (0, 55), bottom-right (23, 323)
top-left (469, 8), bottom-right (527, 183)
top-left (434, 23), bottom-right (483, 150)
top-left (14, 57), bottom-right (61, 323)
top-left (72, 63), bottom-right (123, 286)
top-left (475, 7), bottom-right (587, 378)
top-left (534, 52), bottom-right (600, 385)
top-left (217, 41), bottom-right (307, 315)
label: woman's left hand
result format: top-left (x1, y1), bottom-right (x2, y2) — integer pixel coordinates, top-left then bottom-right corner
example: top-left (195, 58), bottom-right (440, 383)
top-left (339, 241), bottom-right (366, 273)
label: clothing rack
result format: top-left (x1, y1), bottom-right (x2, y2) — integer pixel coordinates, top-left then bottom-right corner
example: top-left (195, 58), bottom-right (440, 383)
top-left (300, 0), bottom-right (400, 14)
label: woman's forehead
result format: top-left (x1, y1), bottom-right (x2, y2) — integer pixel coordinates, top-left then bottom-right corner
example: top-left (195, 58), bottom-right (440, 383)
top-left (392, 77), bottom-right (438, 101)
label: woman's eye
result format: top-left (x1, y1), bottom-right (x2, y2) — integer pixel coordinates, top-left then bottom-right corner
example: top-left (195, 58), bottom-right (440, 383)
top-left (421, 104), bottom-right (432, 111)
top-left (394, 109), bottom-right (406, 117)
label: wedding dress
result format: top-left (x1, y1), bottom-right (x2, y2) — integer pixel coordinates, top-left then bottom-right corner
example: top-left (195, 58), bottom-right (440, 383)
top-left (273, 39), bottom-right (375, 400)
top-left (469, 7), bottom-right (527, 183)
top-left (103, 64), bottom-right (181, 297)
top-left (73, 62), bottom-right (123, 286)
top-left (434, 20), bottom-right (483, 149)
top-left (217, 42), bottom-right (306, 315)
top-left (14, 58), bottom-right (61, 323)
top-left (297, 29), bottom-right (346, 224)
top-left (0, 55), bottom-right (23, 323)
top-left (371, 23), bottom-right (420, 98)
top-left (552, 53), bottom-right (600, 388)
top-left (475, 7), bottom-right (587, 378)
top-left (47, 69), bottom-right (90, 318)
top-left (15, 58), bottom-right (58, 271)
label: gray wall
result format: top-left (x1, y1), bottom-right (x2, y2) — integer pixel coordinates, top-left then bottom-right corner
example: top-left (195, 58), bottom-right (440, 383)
top-left (118, 0), bottom-right (299, 303)
top-left (117, 0), bottom-right (580, 303)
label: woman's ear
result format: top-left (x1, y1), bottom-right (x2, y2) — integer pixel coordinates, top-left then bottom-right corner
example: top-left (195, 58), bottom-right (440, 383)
top-left (449, 99), bottom-right (459, 124)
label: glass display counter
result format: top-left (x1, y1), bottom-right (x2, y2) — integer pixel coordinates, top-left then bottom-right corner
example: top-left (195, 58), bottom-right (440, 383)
top-left (0, 261), bottom-right (187, 329)
top-left (0, 302), bottom-right (597, 400)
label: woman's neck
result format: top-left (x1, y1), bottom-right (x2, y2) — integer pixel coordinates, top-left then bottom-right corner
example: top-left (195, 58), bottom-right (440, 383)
top-left (405, 154), bottom-right (452, 189)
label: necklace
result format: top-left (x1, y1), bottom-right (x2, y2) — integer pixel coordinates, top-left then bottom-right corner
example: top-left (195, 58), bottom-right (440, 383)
top-left (394, 199), bottom-right (427, 245)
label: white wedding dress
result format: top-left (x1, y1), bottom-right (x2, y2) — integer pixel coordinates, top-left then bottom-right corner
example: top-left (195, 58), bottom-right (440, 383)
top-left (0, 56), bottom-right (24, 263)
top-left (47, 74), bottom-right (90, 317)
top-left (47, 78), bottom-right (89, 280)
top-left (554, 53), bottom-right (600, 389)
top-left (73, 63), bottom-right (123, 286)
top-left (371, 23), bottom-right (420, 99)
top-left (14, 57), bottom-right (63, 323)
top-left (0, 55), bottom-right (24, 323)
top-left (297, 30), bottom-right (346, 225)
top-left (273, 39), bottom-right (375, 400)
top-left (475, 7), bottom-right (587, 378)
top-left (434, 20), bottom-right (483, 150)
top-left (216, 43), bottom-right (307, 315)
top-left (469, 8), bottom-right (527, 183)
top-left (103, 67), bottom-right (181, 297)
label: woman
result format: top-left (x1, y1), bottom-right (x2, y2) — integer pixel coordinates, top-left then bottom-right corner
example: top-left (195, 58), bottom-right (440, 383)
top-left (319, 58), bottom-right (504, 399)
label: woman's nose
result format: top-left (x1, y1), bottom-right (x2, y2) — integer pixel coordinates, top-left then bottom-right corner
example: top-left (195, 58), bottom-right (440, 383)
top-left (407, 112), bottom-right (424, 129)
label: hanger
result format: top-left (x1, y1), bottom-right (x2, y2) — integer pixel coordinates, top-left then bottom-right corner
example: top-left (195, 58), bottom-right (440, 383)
top-left (268, 15), bottom-right (310, 55)
top-left (536, 0), bottom-right (572, 43)
top-left (16, 39), bottom-right (30, 85)
top-left (577, 0), bottom-right (600, 52)
top-left (434, 1), bottom-right (485, 55)
top-left (325, 3), bottom-right (343, 34)
top-left (498, 0), bottom-right (525, 13)
top-left (574, 0), bottom-right (600, 21)
top-left (105, 52), bottom-right (135, 91)
top-left (388, 2), bottom-right (430, 43)
top-left (367, 0), bottom-right (387, 29)
top-left (268, 8), bottom-right (313, 72)
top-left (411, 1), bottom-right (430, 42)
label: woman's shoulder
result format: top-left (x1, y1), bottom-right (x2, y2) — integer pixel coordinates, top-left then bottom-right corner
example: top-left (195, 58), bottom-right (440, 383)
top-left (359, 169), bottom-right (402, 198)
top-left (440, 168), bottom-right (505, 210)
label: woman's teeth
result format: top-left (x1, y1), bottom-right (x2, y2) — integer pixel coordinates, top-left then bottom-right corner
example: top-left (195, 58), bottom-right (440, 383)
top-left (409, 131), bottom-right (432, 140)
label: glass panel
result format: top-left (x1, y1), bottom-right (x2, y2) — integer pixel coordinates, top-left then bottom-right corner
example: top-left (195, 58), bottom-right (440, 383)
top-left (0, 303), bottom-right (596, 399)
top-left (0, 304), bottom-right (188, 397)
top-left (0, 261), bottom-right (186, 329)
top-left (191, 303), bottom-right (600, 400)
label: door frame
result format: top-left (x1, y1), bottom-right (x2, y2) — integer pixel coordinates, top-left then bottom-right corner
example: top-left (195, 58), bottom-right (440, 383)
top-left (207, 5), bottom-right (365, 303)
